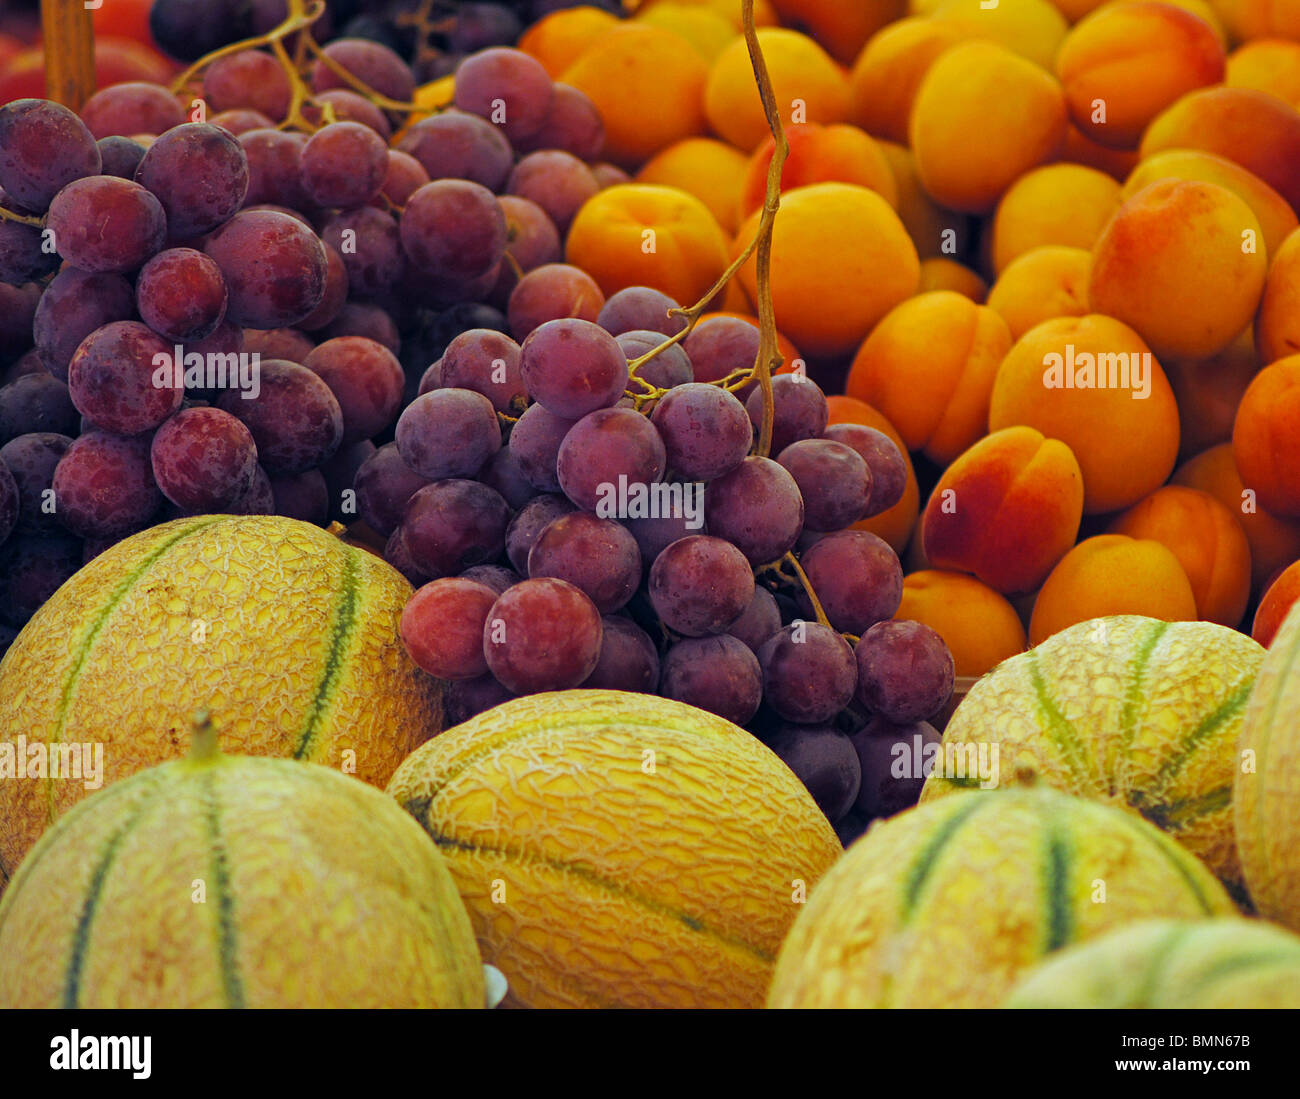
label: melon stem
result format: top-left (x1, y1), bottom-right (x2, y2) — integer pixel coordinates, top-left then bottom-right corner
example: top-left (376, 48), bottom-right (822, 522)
top-left (189, 709), bottom-right (220, 763)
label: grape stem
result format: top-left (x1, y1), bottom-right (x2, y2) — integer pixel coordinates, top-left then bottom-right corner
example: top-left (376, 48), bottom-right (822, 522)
top-left (781, 552), bottom-right (832, 630)
top-left (0, 205), bottom-right (45, 228)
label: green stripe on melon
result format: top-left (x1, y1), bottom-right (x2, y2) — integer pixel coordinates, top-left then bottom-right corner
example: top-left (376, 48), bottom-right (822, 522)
top-left (0, 720), bottom-right (483, 1008)
top-left (921, 616), bottom-right (1263, 892)
top-left (767, 783), bottom-right (1236, 1008)
top-left (1004, 918), bottom-right (1300, 1008)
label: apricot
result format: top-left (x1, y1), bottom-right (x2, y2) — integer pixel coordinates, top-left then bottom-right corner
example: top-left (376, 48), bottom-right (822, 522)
top-left (566, 183), bottom-right (729, 306)
top-left (1088, 179), bottom-right (1267, 360)
top-left (562, 25), bottom-right (708, 169)
top-left (635, 137), bottom-right (750, 234)
top-left (1207, 0), bottom-right (1300, 42)
top-left (826, 395), bottom-right (921, 553)
top-left (1057, 1), bottom-right (1225, 149)
top-left (986, 245), bottom-right (1091, 340)
top-left (518, 6), bottom-right (619, 77)
top-left (730, 182), bottom-right (920, 358)
top-left (991, 164), bottom-right (1122, 274)
top-left (1233, 355), bottom-right (1300, 518)
top-left (921, 426), bottom-right (1085, 594)
top-left (846, 291), bottom-right (1011, 464)
top-left (1165, 329), bottom-right (1260, 460)
top-left (876, 140), bottom-right (970, 259)
top-left (909, 41), bottom-right (1068, 214)
top-left (1253, 560), bottom-right (1300, 646)
top-left (919, 258), bottom-right (988, 301)
top-left (931, 0), bottom-right (1069, 69)
top-left (848, 17), bottom-right (964, 144)
top-left (1059, 123), bottom-right (1141, 181)
top-left (1139, 87), bottom-right (1300, 213)
top-left (1173, 444), bottom-right (1300, 593)
top-left (768, 0), bottom-right (906, 64)
top-left (1227, 39), bottom-right (1300, 102)
top-left (895, 570), bottom-right (1028, 677)
top-left (988, 314), bottom-right (1181, 513)
top-left (704, 28), bottom-right (852, 153)
top-left (1029, 534), bottom-right (1199, 645)
top-left (1256, 227), bottom-right (1300, 364)
top-left (633, 3), bottom-right (737, 61)
top-left (736, 123), bottom-right (897, 222)
top-left (1109, 485), bottom-right (1252, 625)
top-left (1123, 149), bottom-right (1298, 258)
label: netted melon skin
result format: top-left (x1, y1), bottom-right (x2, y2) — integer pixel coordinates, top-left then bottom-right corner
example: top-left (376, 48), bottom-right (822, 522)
top-left (387, 689), bottom-right (843, 1009)
top-left (768, 785), bottom-right (1236, 1008)
top-left (922, 616), bottom-right (1263, 891)
top-left (0, 751), bottom-right (482, 1008)
top-left (0, 516), bottom-right (441, 885)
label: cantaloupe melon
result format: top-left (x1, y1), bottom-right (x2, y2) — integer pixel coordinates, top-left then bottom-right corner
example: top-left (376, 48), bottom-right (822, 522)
top-left (1004, 918), bottom-right (1300, 1008)
top-left (0, 716), bottom-right (483, 1008)
top-left (1235, 601), bottom-right (1300, 931)
top-left (386, 689), bottom-right (843, 1009)
top-left (0, 515), bottom-right (440, 888)
top-left (767, 783), bottom-right (1236, 1008)
top-left (921, 616), bottom-right (1262, 891)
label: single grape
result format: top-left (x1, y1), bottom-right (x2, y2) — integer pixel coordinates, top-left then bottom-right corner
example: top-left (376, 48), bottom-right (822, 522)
top-left (439, 328), bottom-right (525, 414)
top-left (68, 321), bottom-right (183, 435)
top-left (822, 423), bottom-right (907, 518)
top-left (303, 336), bottom-right (405, 445)
top-left (851, 717), bottom-right (942, 819)
top-left (202, 49), bottom-right (292, 122)
top-left (652, 383), bottom-right (752, 481)
top-left (582, 615), bottom-right (659, 693)
top-left (557, 406), bottom-right (667, 512)
top-left (215, 359), bottom-right (343, 473)
top-left (746, 374), bottom-right (828, 456)
top-left (444, 672), bottom-right (516, 726)
top-left (0, 432), bottom-right (71, 534)
top-left (322, 302), bottom-right (400, 354)
top-left (136, 248), bottom-right (228, 342)
top-left (0, 283), bottom-right (38, 367)
top-left (0, 99), bottom-right (101, 211)
top-left (528, 511), bottom-right (642, 613)
top-left (659, 634), bottom-right (762, 726)
top-left (598, 286), bottom-right (687, 339)
top-left (453, 47), bottom-right (554, 145)
top-left (0, 190), bottom-right (60, 285)
top-left (591, 162), bottom-right (630, 188)
top-left (506, 263), bottom-right (604, 342)
top-left (513, 83), bottom-right (604, 161)
top-left (760, 724), bottom-right (862, 823)
top-left (395, 109), bottom-right (514, 193)
top-left (725, 584), bottom-right (782, 654)
top-left (492, 194), bottom-right (561, 303)
top-left (477, 446), bottom-right (536, 510)
top-left (241, 327), bottom-right (314, 363)
top-left (321, 206), bottom-right (404, 298)
top-left (311, 37), bottom-right (417, 104)
top-left (616, 331), bottom-right (694, 391)
top-left (705, 456), bottom-right (804, 566)
top-left (379, 149), bottom-right (430, 207)
top-left (459, 564), bottom-right (520, 596)
top-left (684, 315), bottom-right (762, 389)
top-left (203, 209), bottom-right (328, 329)
top-left (648, 534), bottom-right (753, 637)
top-left (401, 179), bottom-right (506, 286)
top-left (238, 128), bottom-right (310, 210)
top-left (210, 109), bottom-right (276, 136)
top-left (300, 121), bottom-right (389, 209)
top-left (798, 529), bottom-right (903, 634)
top-left (506, 150), bottom-right (599, 236)
top-left (483, 577), bottom-right (602, 693)
top-left (519, 317), bottom-right (628, 419)
top-left (504, 493), bottom-right (576, 573)
top-left (96, 136), bottom-right (147, 179)
top-left (854, 620), bottom-right (955, 724)
top-left (134, 122), bottom-right (250, 240)
top-left (395, 388), bottom-right (501, 481)
top-left (401, 577), bottom-right (499, 680)
top-left (0, 374), bottom-right (78, 443)
top-left (0, 534), bottom-right (83, 627)
top-left (46, 176), bottom-right (166, 273)
top-left (402, 478), bottom-right (511, 578)
top-left (150, 405), bottom-right (258, 511)
top-left (52, 431), bottom-right (162, 538)
top-left (777, 438), bottom-right (872, 532)
top-left (308, 90), bottom-right (393, 140)
top-left (79, 82), bottom-right (186, 141)
top-left (758, 622), bottom-right (858, 724)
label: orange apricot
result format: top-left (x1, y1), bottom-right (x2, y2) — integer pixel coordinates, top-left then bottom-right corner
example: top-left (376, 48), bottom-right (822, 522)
top-left (1028, 534), bottom-right (1199, 645)
top-left (991, 163), bottom-right (1122, 273)
top-left (768, 0), bottom-right (906, 64)
top-left (633, 3), bottom-right (737, 61)
top-left (1088, 179), bottom-right (1267, 360)
top-left (1206, 0), bottom-right (1300, 42)
top-left (921, 426), bottom-right (1085, 594)
top-left (1256, 226), bottom-right (1300, 364)
top-left (1253, 560), bottom-right (1300, 646)
top-left (1165, 329), bottom-right (1261, 460)
top-left (931, 0), bottom-right (1070, 69)
top-left (919, 257), bottom-right (988, 301)
top-left (848, 17), bottom-right (964, 144)
top-left (825, 395), bottom-right (921, 553)
top-left (985, 245), bottom-right (1091, 340)
top-left (1227, 38), bottom-right (1300, 102)
top-left (518, 5), bottom-right (619, 77)
top-left (1108, 484), bottom-right (1253, 625)
top-left (1233, 355), bottom-right (1300, 518)
top-left (876, 140), bottom-right (970, 259)
top-left (988, 314), bottom-right (1181, 513)
top-left (895, 569), bottom-right (1028, 677)
top-left (730, 182), bottom-right (920, 358)
top-left (566, 183), bottom-right (729, 306)
top-left (635, 137), bottom-right (750, 234)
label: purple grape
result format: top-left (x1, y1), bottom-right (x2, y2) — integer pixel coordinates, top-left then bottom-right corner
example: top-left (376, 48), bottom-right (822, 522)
top-left (79, 82), bottom-right (186, 141)
top-left (239, 128), bottom-right (310, 210)
top-left (528, 511), bottom-right (642, 613)
top-left (483, 577), bottom-right (602, 693)
top-left (582, 615), bottom-right (660, 693)
top-left (321, 438), bottom-right (374, 523)
top-left (96, 136), bottom-right (147, 179)
top-left (396, 109), bottom-right (514, 192)
top-left (402, 577), bottom-right (499, 679)
top-left (46, 176), bottom-right (166, 273)
top-left (0, 189), bottom-right (59, 284)
top-left (460, 564), bottom-right (520, 596)
top-left (150, 406), bottom-right (258, 511)
top-left (746, 374), bottom-right (828, 456)
top-left (0, 374), bottom-right (78, 443)
top-left (203, 209), bottom-right (328, 329)
top-left (52, 431), bottom-right (162, 538)
top-left (309, 90), bottom-right (393, 140)
top-left (311, 38), bottom-right (417, 104)
top-left (851, 717), bottom-right (942, 818)
top-left (302, 336), bottom-right (405, 445)
top-left (454, 47), bottom-right (554, 145)
top-left (659, 634), bottom-right (762, 726)
top-left (203, 49), bottom-right (292, 122)
top-left (68, 321), bottom-right (183, 435)
top-left (134, 122), bottom-right (250, 240)
top-left (300, 121), bottom-right (389, 209)
top-left (268, 469), bottom-right (328, 523)
top-left (777, 438), bottom-right (872, 532)
top-left (725, 584), bottom-right (782, 654)
top-left (355, 442), bottom-right (431, 537)
top-left (505, 493), bottom-right (576, 573)
top-left (615, 331), bottom-right (694, 391)
top-left (508, 402), bottom-right (575, 492)
top-left (0, 432), bottom-right (71, 534)
top-left (0, 534), bottom-right (82, 627)
top-left (513, 83), bottom-right (604, 161)
top-left (440, 328), bottom-right (525, 414)
top-left (798, 530), bottom-right (903, 634)
top-left (383, 525), bottom-right (430, 586)
top-left (652, 383), bottom-right (753, 481)
top-left (395, 388), bottom-right (502, 481)
top-left (822, 423), bottom-right (908, 518)
top-left (854, 620), bottom-right (955, 724)
top-left (705, 456), bottom-right (804, 566)
top-left (598, 286), bottom-right (687, 339)
top-left (242, 327), bottom-right (314, 363)
top-left (507, 263), bottom-right (605, 341)
top-left (136, 248), bottom-right (229, 342)
top-left (321, 206), bottom-right (404, 299)
top-left (757, 622), bottom-right (858, 724)
top-left (761, 724), bottom-right (862, 823)
top-left (621, 507), bottom-right (705, 565)
top-left (648, 534), bottom-right (753, 636)
top-left (0, 457), bottom-right (16, 544)
top-left (211, 109), bottom-right (276, 136)
top-left (444, 672), bottom-right (516, 726)
top-left (506, 150), bottom-right (599, 236)
top-left (477, 446), bottom-right (536, 509)
top-left (214, 359), bottom-right (343, 473)
top-left (401, 179), bottom-right (506, 284)
top-left (0, 99), bottom-right (101, 212)
top-left (379, 149), bottom-right (430, 207)
top-left (557, 406), bottom-right (666, 512)
top-left (402, 478), bottom-right (511, 578)
top-left (322, 301), bottom-right (400, 354)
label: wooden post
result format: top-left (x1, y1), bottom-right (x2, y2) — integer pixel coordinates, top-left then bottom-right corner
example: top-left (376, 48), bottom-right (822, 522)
top-left (41, 0), bottom-right (97, 111)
